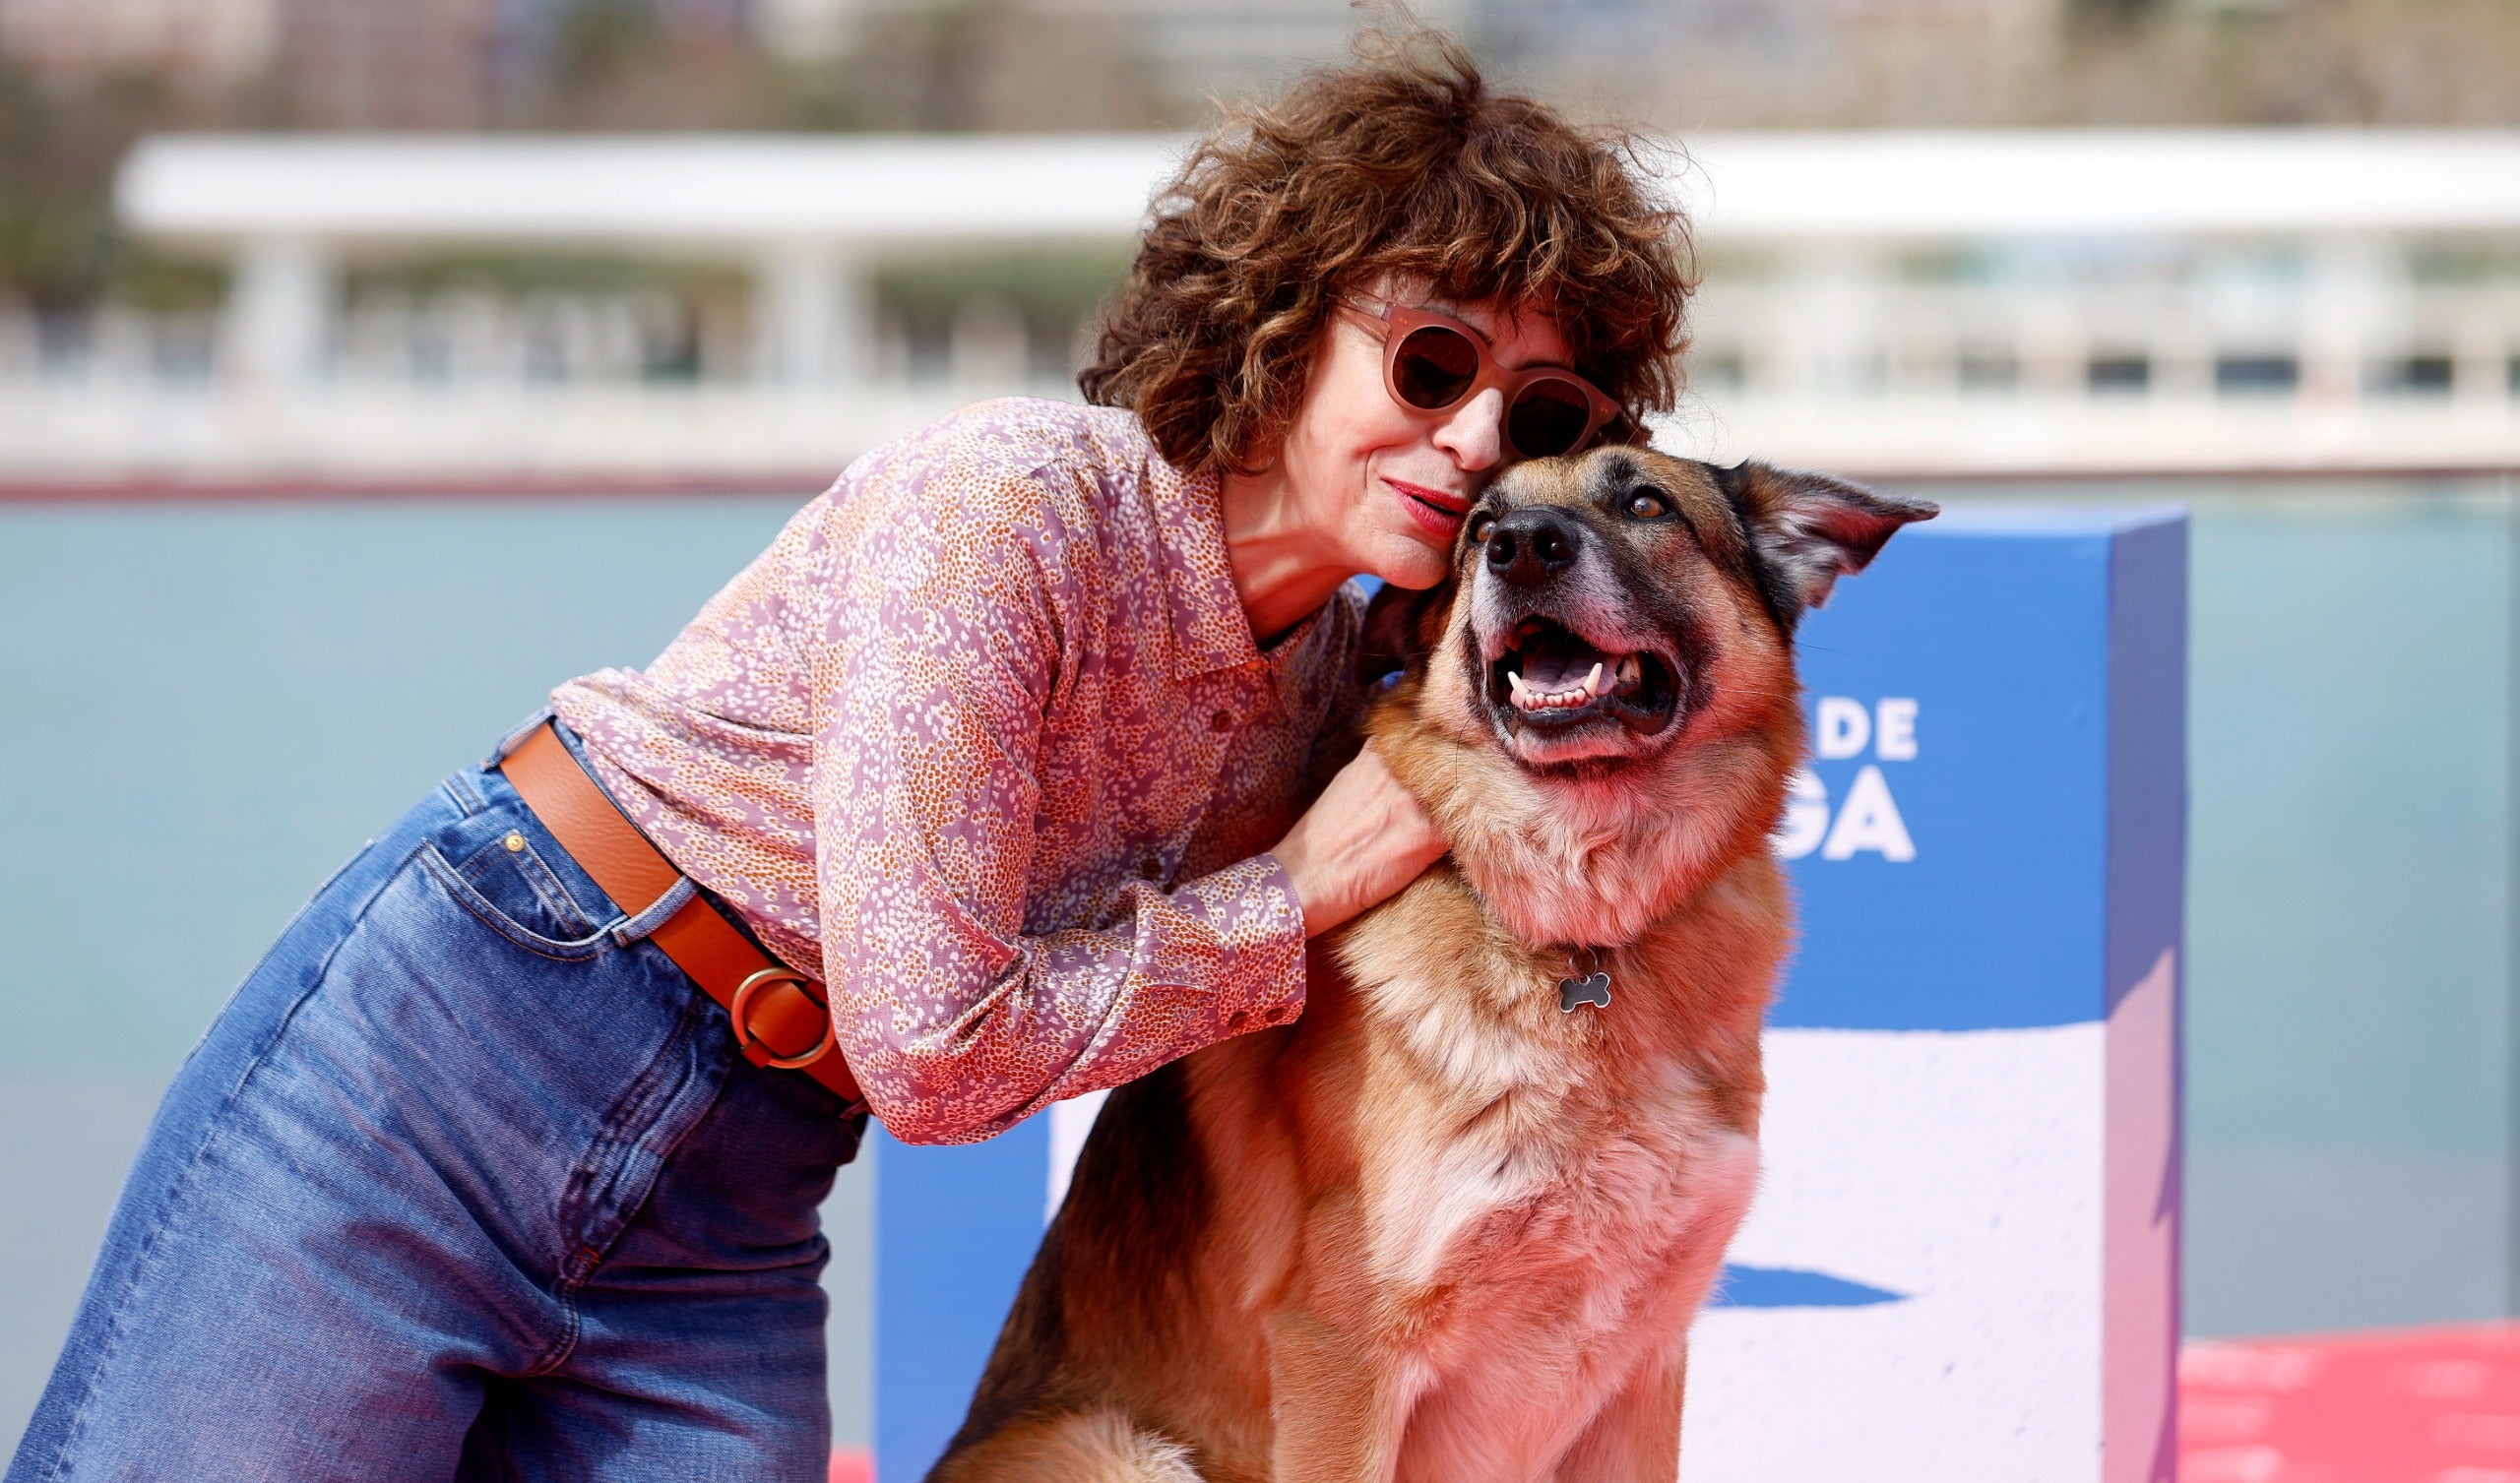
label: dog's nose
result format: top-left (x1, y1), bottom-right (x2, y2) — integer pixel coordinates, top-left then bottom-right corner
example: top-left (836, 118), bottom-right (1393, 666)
top-left (1483, 508), bottom-right (1581, 585)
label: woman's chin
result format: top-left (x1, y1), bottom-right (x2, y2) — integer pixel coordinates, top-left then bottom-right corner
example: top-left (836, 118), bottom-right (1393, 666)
top-left (1362, 531), bottom-right (1453, 592)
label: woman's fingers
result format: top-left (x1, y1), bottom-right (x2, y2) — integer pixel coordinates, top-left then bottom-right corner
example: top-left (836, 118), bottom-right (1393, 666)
top-left (1272, 743), bottom-right (1447, 938)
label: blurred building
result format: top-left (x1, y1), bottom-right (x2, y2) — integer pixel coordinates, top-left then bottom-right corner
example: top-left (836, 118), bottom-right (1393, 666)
top-left (0, 0), bottom-right (278, 88)
top-left (745, 0), bottom-right (2068, 113)
top-left (276, 0), bottom-right (506, 129)
top-left (274, 0), bottom-right (753, 130)
top-left (0, 0), bottom-right (766, 130)
top-left (750, 0), bottom-right (1473, 75)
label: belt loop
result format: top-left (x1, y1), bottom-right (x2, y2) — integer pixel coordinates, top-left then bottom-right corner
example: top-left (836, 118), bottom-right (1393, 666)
top-left (484, 707), bottom-right (558, 771)
top-left (610, 876), bottom-right (699, 947)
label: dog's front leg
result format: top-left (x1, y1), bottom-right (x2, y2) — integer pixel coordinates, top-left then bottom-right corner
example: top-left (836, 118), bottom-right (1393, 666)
top-left (1550, 1346), bottom-right (1686, 1483)
top-left (1268, 1309), bottom-right (1417, 1483)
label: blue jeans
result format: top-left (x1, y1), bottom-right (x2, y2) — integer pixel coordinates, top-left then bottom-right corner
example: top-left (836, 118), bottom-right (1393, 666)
top-left (9, 754), bottom-right (864, 1482)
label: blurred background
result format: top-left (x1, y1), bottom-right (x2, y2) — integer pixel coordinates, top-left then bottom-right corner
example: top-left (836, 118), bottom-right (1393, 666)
top-left (3, 0), bottom-right (2519, 1473)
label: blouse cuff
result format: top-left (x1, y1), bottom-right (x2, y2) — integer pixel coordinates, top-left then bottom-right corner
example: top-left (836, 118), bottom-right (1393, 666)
top-left (1139, 851), bottom-right (1309, 1030)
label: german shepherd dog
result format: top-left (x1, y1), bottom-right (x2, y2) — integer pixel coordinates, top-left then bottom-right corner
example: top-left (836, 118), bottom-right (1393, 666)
top-left (931, 448), bottom-right (1934, 1482)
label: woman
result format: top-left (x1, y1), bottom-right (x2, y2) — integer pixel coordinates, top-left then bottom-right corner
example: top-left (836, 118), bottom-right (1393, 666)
top-left (10, 33), bottom-right (1690, 1483)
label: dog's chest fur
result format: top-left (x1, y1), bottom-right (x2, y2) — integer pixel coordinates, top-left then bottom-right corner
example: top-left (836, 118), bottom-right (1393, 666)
top-left (1324, 862), bottom-right (1775, 1474)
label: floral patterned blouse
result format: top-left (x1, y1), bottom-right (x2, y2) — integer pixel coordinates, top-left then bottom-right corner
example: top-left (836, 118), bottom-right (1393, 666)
top-left (552, 398), bottom-right (1366, 1143)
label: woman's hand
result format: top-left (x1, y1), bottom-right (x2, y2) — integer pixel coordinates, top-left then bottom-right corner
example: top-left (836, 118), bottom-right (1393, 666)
top-left (1271, 742), bottom-right (1448, 937)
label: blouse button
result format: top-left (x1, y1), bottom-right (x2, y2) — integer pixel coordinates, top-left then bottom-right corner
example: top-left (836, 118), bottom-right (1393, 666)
top-left (1138, 855), bottom-right (1164, 881)
top-left (1209, 709), bottom-right (1232, 733)
top-left (1228, 1010), bottom-right (1252, 1032)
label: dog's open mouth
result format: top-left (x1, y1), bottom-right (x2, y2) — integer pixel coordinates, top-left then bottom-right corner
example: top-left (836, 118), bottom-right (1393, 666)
top-left (1484, 617), bottom-right (1679, 736)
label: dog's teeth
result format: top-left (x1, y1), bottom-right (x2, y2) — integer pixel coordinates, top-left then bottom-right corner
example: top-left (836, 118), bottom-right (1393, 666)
top-left (1583, 662), bottom-right (1604, 698)
top-left (1507, 671), bottom-right (1529, 702)
top-left (1617, 654), bottom-right (1642, 688)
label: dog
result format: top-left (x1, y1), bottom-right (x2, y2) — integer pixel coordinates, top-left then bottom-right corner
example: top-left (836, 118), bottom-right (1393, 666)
top-left (928, 447), bottom-right (1934, 1482)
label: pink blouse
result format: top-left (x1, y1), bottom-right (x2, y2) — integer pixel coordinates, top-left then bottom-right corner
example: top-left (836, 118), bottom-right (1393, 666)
top-left (552, 399), bottom-right (1365, 1143)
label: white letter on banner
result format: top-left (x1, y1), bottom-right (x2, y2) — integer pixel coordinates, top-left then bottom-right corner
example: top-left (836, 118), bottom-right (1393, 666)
top-left (1815, 697), bottom-right (1870, 759)
top-left (1875, 698), bottom-right (1919, 761)
top-left (1773, 768), bottom-right (1830, 859)
top-left (1821, 764), bottom-right (1916, 861)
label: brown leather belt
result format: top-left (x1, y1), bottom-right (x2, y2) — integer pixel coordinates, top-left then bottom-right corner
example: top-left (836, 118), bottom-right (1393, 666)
top-left (499, 720), bottom-right (863, 1107)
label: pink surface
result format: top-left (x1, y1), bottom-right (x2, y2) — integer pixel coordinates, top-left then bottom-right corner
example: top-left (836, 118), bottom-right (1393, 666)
top-left (830, 1448), bottom-right (871, 1483)
top-left (2106, 948), bottom-right (2181, 1483)
top-left (2181, 1322), bottom-right (2520, 1481)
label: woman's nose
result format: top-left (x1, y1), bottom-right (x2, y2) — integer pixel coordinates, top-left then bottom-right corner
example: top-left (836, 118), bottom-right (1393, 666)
top-left (1433, 387), bottom-right (1506, 470)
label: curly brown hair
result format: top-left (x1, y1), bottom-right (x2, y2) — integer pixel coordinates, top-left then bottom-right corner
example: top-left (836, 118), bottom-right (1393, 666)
top-left (1078, 30), bottom-right (1692, 475)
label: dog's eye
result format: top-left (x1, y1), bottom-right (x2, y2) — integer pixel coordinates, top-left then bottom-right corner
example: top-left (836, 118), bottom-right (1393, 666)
top-left (1625, 490), bottom-right (1670, 520)
top-left (1466, 512), bottom-right (1497, 543)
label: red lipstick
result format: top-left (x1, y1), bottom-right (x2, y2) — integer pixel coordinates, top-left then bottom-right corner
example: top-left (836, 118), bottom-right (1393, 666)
top-left (1386, 477), bottom-right (1468, 541)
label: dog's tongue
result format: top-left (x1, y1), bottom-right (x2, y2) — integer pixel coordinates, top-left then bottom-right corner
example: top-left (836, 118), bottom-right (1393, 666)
top-left (1519, 633), bottom-right (1606, 692)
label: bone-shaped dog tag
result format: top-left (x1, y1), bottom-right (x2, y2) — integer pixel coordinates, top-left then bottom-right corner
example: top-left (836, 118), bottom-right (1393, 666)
top-left (1558, 969), bottom-right (1611, 1014)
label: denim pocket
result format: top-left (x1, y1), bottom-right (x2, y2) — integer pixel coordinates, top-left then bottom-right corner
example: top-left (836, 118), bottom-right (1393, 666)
top-left (416, 839), bottom-right (616, 961)
top-left (467, 820), bottom-right (599, 929)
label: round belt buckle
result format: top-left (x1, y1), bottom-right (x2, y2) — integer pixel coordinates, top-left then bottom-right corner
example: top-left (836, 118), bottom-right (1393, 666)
top-left (729, 966), bottom-right (833, 1071)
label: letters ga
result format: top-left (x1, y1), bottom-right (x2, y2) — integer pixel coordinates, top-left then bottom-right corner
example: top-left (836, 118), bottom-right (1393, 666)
top-left (1776, 697), bottom-right (1917, 863)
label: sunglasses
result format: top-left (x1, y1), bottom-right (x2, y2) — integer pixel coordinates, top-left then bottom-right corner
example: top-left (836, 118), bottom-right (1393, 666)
top-left (1338, 293), bottom-right (1623, 461)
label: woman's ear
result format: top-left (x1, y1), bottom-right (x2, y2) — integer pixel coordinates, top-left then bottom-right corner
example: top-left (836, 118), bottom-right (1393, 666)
top-left (1355, 579), bottom-right (1452, 686)
top-left (1724, 462), bottom-right (1938, 619)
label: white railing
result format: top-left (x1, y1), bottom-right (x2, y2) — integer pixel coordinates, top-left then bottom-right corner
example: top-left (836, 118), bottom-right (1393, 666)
top-left (5, 130), bottom-right (2517, 482)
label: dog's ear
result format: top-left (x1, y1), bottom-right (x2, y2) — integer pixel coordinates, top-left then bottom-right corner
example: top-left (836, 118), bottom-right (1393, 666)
top-left (1724, 462), bottom-right (1937, 621)
top-left (1355, 579), bottom-right (1451, 686)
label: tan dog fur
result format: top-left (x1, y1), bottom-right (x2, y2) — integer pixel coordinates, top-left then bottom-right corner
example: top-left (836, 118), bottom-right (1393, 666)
top-left (929, 448), bottom-right (1933, 1482)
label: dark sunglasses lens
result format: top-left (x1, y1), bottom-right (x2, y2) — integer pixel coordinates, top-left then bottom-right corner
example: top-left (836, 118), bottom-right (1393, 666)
top-left (1506, 379), bottom-right (1594, 457)
top-left (1391, 325), bottom-right (1480, 409)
